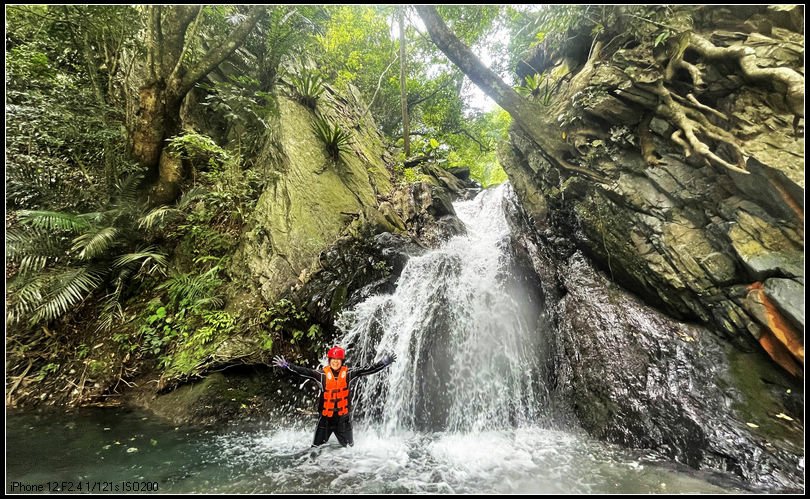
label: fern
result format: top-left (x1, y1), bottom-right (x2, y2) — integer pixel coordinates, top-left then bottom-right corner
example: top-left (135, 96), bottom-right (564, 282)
top-left (312, 114), bottom-right (352, 160)
top-left (157, 266), bottom-right (224, 312)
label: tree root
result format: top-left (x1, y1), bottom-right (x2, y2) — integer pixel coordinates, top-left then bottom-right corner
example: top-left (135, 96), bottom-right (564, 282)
top-left (638, 113), bottom-right (660, 166)
top-left (649, 81), bottom-right (750, 174)
top-left (665, 45), bottom-right (706, 92)
top-left (688, 32), bottom-right (804, 118)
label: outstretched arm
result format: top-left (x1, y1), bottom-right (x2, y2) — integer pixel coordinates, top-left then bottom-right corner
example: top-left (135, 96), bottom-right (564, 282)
top-left (273, 355), bottom-right (321, 382)
top-left (348, 353), bottom-right (397, 379)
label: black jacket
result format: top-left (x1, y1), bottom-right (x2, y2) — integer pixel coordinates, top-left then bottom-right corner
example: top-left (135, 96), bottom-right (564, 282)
top-left (284, 360), bottom-right (388, 416)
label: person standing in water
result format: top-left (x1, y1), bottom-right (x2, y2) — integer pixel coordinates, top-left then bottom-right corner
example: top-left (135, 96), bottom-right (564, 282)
top-left (272, 346), bottom-right (396, 447)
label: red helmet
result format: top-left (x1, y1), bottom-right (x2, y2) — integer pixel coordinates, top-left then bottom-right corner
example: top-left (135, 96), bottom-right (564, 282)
top-left (327, 346), bottom-right (345, 360)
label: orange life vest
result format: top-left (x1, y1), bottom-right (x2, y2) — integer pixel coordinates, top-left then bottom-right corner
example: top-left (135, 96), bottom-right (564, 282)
top-left (322, 365), bottom-right (349, 417)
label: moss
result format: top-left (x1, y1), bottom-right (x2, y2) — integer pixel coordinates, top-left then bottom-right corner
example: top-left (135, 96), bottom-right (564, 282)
top-left (243, 95), bottom-right (397, 301)
top-left (87, 359), bottom-right (108, 376)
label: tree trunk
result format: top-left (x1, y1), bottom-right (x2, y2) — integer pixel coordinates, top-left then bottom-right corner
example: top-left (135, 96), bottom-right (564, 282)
top-left (414, 6), bottom-right (589, 177)
top-left (399, 9), bottom-right (411, 159)
top-left (128, 6), bottom-right (265, 205)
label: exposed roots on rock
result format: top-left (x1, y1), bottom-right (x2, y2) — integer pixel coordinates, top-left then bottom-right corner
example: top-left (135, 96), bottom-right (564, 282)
top-left (665, 41), bottom-right (706, 92)
top-left (688, 32), bottom-right (804, 118)
top-left (649, 81), bottom-right (749, 174)
top-left (683, 93), bottom-right (728, 121)
top-left (652, 81), bottom-right (749, 174)
top-left (615, 79), bottom-right (747, 173)
top-left (638, 113), bottom-right (660, 166)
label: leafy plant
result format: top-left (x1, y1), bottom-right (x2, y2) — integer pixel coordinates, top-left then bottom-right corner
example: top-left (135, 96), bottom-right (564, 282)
top-left (6, 175), bottom-right (168, 328)
top-left (34, 362), bottom-right (61, 382)
top-left (401, 167), bottom-right (432, 184)
top-left (289, 69), bottom-right (326, 109)
top-left (157, 266), bottom-right (225, 313)
top-left (312, 113), bottom-right (353, 161)
top-left (198, 75), bottom-right (272, 159)
top-left (167, 132), bottom-right (231, 170)
top-left (516, 73), bottom-right (557, 106)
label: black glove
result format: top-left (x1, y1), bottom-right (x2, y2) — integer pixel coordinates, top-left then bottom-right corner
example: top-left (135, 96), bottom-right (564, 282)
top-left (272, 355), bottom-right (289, 369)
top-left (381, 352), bottom-right (397, 366)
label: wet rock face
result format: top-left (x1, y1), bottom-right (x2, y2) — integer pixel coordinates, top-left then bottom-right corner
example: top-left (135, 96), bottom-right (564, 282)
top-left (292, 231), bottom-right (426, 329)
top-left (502, 161), bottom-right (803, 491)
top-left (500, 6), bottom-right (804, 377)
top-left (553, 253), bottom-right (803, 491)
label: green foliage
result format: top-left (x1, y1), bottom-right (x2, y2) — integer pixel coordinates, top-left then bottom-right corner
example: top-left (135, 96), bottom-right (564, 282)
top-left (198, 75), bottom-right (274, 161)
top-left (289, 70), bottom-right (326, 109)
top-left (167, 132), bottom-right (231, 168)
top-left (435, 6), bottom-right (500, 46)
top-left (516, 73), bottom-right (559, 106)
top-left (138, 304), bottom-right (178, 357)
top-left (157, 266), bottom-right (225, 313)
top-left (6, 178), bottom-right (169, 328)
top-left (258, 298), bottom-right (324, 356)
top-left (6, 6), bottom-right (140, 212)
top-left (163, 132), bottom-right (263, 236)
top-left (441, 107), bottom-right (511, 188)
top-left (125, 272), bottom-right (237, 376)
top-left (34, 362), bottom-right (61, 382)
top-left (243, 6), bottom-right (327, 91)
top-left (312, 114), bottom-right (353, 161)
top-left (402, 167), bottom-right (433, 184)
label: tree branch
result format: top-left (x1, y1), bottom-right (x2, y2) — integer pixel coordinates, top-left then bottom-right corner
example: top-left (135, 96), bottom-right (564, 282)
top-left (361, 52), bottom-right (398, 119)
top-left (415, 6), bottom-right (607, 182)
top-left (179, 6), bottom-right (266, 95)
top-left (409, 77), bottom-right (457, 108)
top-left (168, 6), bottom-right (203, 86)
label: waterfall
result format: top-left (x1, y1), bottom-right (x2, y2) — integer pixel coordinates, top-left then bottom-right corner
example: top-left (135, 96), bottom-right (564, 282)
top-left (336, 183), bottom-right (550, 433)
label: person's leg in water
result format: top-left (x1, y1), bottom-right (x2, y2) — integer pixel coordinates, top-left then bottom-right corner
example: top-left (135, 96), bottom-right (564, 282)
top-left (333, 415), bottom-right (354, 447)
top-left (312, 415), bottom-right (333, 447)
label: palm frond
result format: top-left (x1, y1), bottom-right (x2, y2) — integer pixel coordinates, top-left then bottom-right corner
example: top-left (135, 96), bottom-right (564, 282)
top-left (28, 266), bottom-right (107, 324)
top-left (139, 206), bottom-right (182, 230)
top-left (6, 274), bottom-right (47, 324)
top-left (112, 248), bottom-right (168, 276)
top-left (177, 186), bottom-right (210, 209)
top-left (112, 173), bottom-right (144, 206)
top-left (7, 227), bottom-right (70, 274)
top-left (95, 290), bottom-right (125, 333)
top-left (17, 210), bottom-right (91, 232)
top-left (71, 226), bottom-right (120, 260)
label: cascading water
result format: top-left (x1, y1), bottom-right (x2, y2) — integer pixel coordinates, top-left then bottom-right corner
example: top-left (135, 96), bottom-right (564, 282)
top-left (6, 184), bottom-right (741, 493)
top-left (337, 183), bottom-right (550, 434)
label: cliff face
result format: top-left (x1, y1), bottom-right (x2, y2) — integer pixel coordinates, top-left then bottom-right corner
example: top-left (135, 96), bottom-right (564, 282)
top-left (225, 80), bottom-right (473, 347)
top-left (499, 5), bottom-right (803, 490)
top-left (501, 5), bottom-right (803, 376)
